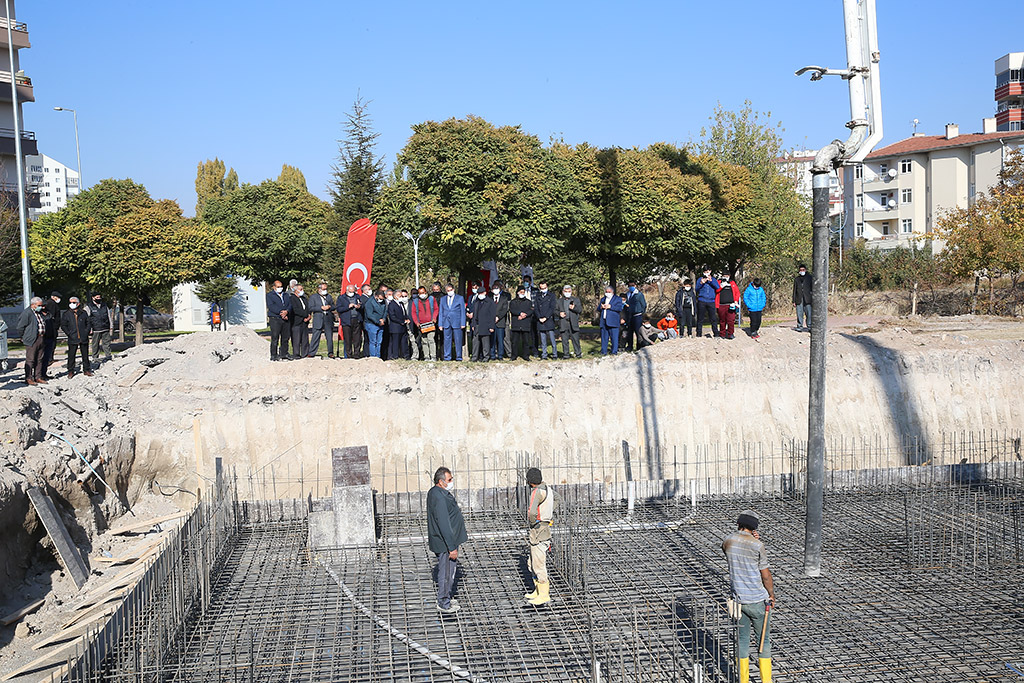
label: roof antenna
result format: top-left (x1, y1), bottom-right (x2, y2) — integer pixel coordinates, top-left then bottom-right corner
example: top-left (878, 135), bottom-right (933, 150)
top-left (911, 118), bottom-right (920, 135)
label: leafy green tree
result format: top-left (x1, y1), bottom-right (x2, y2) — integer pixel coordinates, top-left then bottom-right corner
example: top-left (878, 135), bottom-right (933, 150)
top-left (0, 208), bottom-right (22, 305)
top-left (195, 158), bottom-right (227, 218)
top-left (32, 182), bottom-right (229, 346)
top-left (695, 100), bottom-right (786, 180)
top-left (203, 180), bottom-right (331, 284)
top-left (194, 275), bottom-right (240, 328)
top-left (224, 168), bottom-right (239, 194)
top-left (277, 164), bottom-right (307, 191)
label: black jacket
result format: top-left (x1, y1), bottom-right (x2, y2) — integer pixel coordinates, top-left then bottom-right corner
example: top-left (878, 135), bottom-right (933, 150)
top-left (41, 298), bottom-right (60, 339)
top-left (471, 296), bottom-right (497, 336)
top-left (534, 291), bottom-right (556, 331)
top-left (386, 299), bottom-right (410, 333)
top-left (426, 485), bottom-right (468, 554)
top-left (86, 301), bottom-right (111, 333)
top-left (289, 293), bottom-right (310, 321)
top-left (793, 273), bottom-right (813, 305)
top-left (509, 297), bottom-right (534, 332)
top-left (60, 308), bottom-right (91, 344)
top-left (493, 292), bottom-right (511, 328)
top-left (674, 288), bottom-right (696, 316)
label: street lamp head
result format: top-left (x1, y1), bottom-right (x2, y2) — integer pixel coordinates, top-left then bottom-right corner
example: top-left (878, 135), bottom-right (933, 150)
top-left (53, 106), bottom-right (63, 111)
top-left (402, 231), bottom-right (413, 240)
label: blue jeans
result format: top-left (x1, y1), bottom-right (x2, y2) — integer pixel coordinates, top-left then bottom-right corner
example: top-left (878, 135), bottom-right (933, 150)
top-left (490, 327), bottom-right (506, 359)
top-left (600, 325), bottom-right (619, 355)
top-left (437, 551), bottom-right (457, 608)
top-left (738, 600), bottom-right (771, 659)
top-left (363, 322), bottom-right (383, 357)
top-left (443, 327), bottom-right (464, 361)
top-left (538, 330), bottom-right (557, 358)
top-left (796, 303), bottom-right (812, 330)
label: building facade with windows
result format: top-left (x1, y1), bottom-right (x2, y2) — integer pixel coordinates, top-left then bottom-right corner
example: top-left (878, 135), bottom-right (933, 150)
top-left (995, 52), bottom-right (1023, 132)
top-left (0, 2), bottom-right (40, 211)
top-left (842, 122), bottom-right (1024, 250)
top-left (774, 149), bottom-right (844, 223)
top-left (25, 153), bottom-right (79, 220)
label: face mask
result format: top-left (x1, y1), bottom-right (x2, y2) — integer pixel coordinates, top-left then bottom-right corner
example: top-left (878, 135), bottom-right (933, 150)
top-left (539, 288), bottom-right (547, 294)
top-left (445, 481), bottom-right (455, 492)
top-left (643, 323), bottom-right (651, 328)
top-left (628, 286), bottom-right (636, 293)
top-left (320, 289), bottom-right (328, 295)
top-left (684, 286), bottom-right (691, 291)
top-left (69, 303), bottom-right (78, 309)
top-left (386, 295), bottom-right (394, 302)
top-left (478, 293), bottom-right (486, 300)
top-left (518, 292), bottom-right (526, 299)
top-left (471, 288), bottom-right (478, 294)
top-left (399, 296), bottom-right (409, 303)
top-left (446, 291), bottom-right (454, 297)
top-left (274, 287), bottom-right (283, 293)
top-left (799, 271), bottom-right (806, 276)
top-left (492, 289), bottom-right (500, 295)
top-left (418, 293), bottom-right (427, 299)
top-left (54, 298), bottom-right (61, 304)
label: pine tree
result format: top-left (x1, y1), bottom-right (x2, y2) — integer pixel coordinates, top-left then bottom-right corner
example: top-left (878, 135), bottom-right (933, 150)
top-left (329, 95), bottom-right (384, 224)
top-left (277, 164), bottom-right (307, 190)
top-left (195, 158), bottom-right (226, 218)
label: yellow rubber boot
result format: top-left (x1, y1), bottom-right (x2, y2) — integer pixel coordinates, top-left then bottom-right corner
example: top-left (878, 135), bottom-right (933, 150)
top-left (758, 658), bottom-right (772, 683)
top-left (527, 580), bottom-right (550, 605)
top-left (737, 657), bottom-right (749, 683)
top-left (523, 584), bottom-right (539, 601)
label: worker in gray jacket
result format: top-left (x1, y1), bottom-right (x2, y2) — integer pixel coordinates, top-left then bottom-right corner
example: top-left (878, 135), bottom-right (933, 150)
top-left (556, 285), bottom-right (583, 359)
top-left (427, 466), bottom-right (467, 614)
top-left (523, 467), bottom-right (555, 606)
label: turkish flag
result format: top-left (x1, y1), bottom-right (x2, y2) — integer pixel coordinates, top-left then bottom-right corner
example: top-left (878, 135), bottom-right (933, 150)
top-left (341, 218), bottom-right (378, 289)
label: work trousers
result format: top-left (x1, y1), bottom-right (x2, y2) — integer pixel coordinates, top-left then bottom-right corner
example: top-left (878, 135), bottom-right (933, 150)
top-left (67, 342), bottom-right (91, 373)
top-left (510, 330), bottom-right (532, 360)
top-left (416, 328), bottom-right (437, 361)
top-left (600, 325), bottom-right (619, 355)
top-left (696, 301), bottom-right (718, 337)
top-left (388, 328), bottom-right (409, 360)
top-left (363, 323), bottom-right (383, 358)
top-left (24, 339), bottom-right (46, 381)
top-left (748, 311), bottom-right (763, 336)
top-left (442, 327), bottom-right (464, 361)
top-left (624, 316), bottom-right (642, 351)
top-left (436, 551), bottom-right (457, 609)
top-left (268, 316), bottom-right (290, 359)
top-left (679, 310), bottom-right (696, 336)
top-left (538, 330), bottom-right (557, 359)
top-left (737, 600), bottom-right (771, 659)
top-left (718, 306), bottom-right (736, 338)
top-left (489, 327), bottom-right (506, 360)
top-left (560, 330), bottom-right (581, 358)
top-left (796, 303), bottom-right (812, 330)
top-left (308, 325), bottom-right (334, 357)
top-left (291, 322), bottom-right (309, 358)
top-left (529, 539), bottom-right (551, 584)
top-left (42, 336), bottom-right (58, 376)
top-left (471, 334), bottom-right (491, 361)
top-left (90, 330), bottom-right (112, 363)
top-left (340, 323), bottom-right (362, 358)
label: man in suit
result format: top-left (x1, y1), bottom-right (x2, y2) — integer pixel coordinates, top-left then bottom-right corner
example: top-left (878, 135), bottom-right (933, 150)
top-left (289, 283), bottom-right (311, 359)
top-left (427, 467), bottom-right (467, 614)
top-left (556, 284), bottom-right (583, 359)
top-left (362, 288), bottom-right (387, 358)
top-left (470, 288), bottom-right (496, 362)
top-left (438, 283), bottom-right (466, 361)
top-left (336, 284), bottom-right (363, 359)
top-left (266, 280), bottom-right (291, 361)
top-left (533, 281), bottom-right (557, 359)
top-left (430, 282), bottom-right (445, 360)
top-left (509, 285), bottom-right (534, 361)
top-left (60, 296), bottom-right (93, 378)
top-left (308, 282), bottom-right (336, 358)
top-left (623, 280), bottom-right (647, 352)
top-left (489, 281), bottom-right (510, 360)
top-left (18, 297), bottom-right (48, 385)
top-left (386, 290), bottom-right (411, 360)
top-left (598, 285), bottom-right (624, 355)
top-left (464, 282), bottom-right (481, 359)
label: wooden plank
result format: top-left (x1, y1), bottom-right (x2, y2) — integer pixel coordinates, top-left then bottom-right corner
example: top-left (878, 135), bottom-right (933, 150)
top-left (33, 605), bottom-right (117, 651)
top-left (92, 533), bottom-right (167, 565)
top-left (26, 488), bottom-right (89, 590)
top-left (0, 599), bottom-right (44, 626)
top-left (108, 511), bottom-right (186, 536)
top-left (0, 633), bottom-right (85, 681)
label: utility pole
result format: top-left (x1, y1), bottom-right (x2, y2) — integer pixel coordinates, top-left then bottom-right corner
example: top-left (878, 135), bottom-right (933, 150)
top-left (5, 0), bottom-right (30, 307)
top-left (795, 0), bottom-right (883, 577)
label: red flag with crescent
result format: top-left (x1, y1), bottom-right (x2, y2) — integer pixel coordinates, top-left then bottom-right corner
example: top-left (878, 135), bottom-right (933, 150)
top-left (341, 218), bottom-right (378, 289)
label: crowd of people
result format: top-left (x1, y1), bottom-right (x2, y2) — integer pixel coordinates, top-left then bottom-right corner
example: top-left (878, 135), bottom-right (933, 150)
top-left (13, 291), bottom-right (114, 385)
top-left (263, 265), bottom-right (813, 362)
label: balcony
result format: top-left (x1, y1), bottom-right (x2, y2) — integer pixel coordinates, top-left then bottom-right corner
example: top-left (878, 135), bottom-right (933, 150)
top-left (0, 127), bottom-right (37, 156)
top-left (995, 82), bottom-right (1024, 101)
top-left (0, 17), bottom-right (29, 50)
top-left (0, 181), bottom-right (41, 210)
top-left (862, 206), bottom-right (898, 222)
top-left (0, 70), bottom-right (33, 102)
top-left (860, 174), bottom-right (898, 191)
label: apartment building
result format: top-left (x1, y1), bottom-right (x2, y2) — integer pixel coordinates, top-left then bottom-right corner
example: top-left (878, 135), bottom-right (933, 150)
top-left (774, 150), bottom-right (844, 223)
top-left (995, 52), bottom-right (1023, 132)
top-left (0, 2), bottom-right (39, 211)
top-left (842, 121), bottom-right (1024, 250)
top-left (26, 153), bottom-right (80, 220)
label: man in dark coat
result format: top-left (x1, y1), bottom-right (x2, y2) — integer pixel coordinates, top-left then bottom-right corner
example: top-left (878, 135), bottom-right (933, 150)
top-left (60, 296), bottom-right (92, 378)
top-left (336, 284), bottom-right (365, 359)
top-left (792, 264), bottom-right (813, 332)
top-left (308, 282), bottom-right (335, 358)
top-left (266, 280), bottom-right (291, 361)
top-left (426, 466), bottom-right (467, 614)
top-left (509, 286), bottom-right (534, 361)
top-left (470, 290), bottom-right (497, 362)
top-left (534, 281), bottom-right (557, 359)
top-left (41, 291), bottom-right (62, 379)
top-left (556, 284), bottom-right (583, 359)
top-left (386, 292), bottom-right (411, 360)
top-left (86, 292), bottom-right (113, 366)
top-left (623, 280), bottom-right (647, 352)
top-left (597, 285), bottom-right (624, 355)
top-left (489, 282), bottom-right (511, 360)
top-left (289, 284), bottom-right (311, 359)
top-left (17, 297), bottom-right (48, 385)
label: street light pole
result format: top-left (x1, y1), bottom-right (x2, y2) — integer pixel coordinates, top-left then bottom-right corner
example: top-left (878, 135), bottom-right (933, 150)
top-left (53, 106), bottom-right (82, 190)
top-left (6, 0), bottom-right (30, 307)
top-left (402, 228), bottom-right (430, 290)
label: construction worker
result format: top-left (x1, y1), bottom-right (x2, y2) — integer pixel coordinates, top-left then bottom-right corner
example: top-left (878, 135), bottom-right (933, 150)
top-left (722, 509), bottom-right (775, 683)
top-left (523, 467), bottom-right (554, 606)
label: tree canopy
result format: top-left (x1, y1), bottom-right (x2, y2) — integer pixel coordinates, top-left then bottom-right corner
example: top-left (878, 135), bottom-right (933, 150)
top-left (277, 164), bottom-right (307, 191)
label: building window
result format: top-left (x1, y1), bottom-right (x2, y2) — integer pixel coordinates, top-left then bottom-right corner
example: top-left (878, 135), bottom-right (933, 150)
top-left (900, 159), bottom-right (912, 173)
top-left (881, 221), bottom-right (891, 235)
top-left (855, 194), bottom-right (864, 208)
top-left (901, 219), bottom-right (913, 234)
top-left (854, 165), bottom-right (863, 179)
top-left (880, 192), bottom-right (894, 208)
top-left (901, 189), bottom-right (912, 203)
top-left (879, 163), bottom-right (889, 177)
top-left (1011, 122), bottom-right (1023, 132)
top-left (855, 222), bottom-right (864, 237)
top-left (969, 183), bottom-right (976, 199)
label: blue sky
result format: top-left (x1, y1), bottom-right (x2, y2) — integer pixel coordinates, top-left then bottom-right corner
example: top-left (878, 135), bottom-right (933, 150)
top-left (20, 1), bottom-right (1023, 215)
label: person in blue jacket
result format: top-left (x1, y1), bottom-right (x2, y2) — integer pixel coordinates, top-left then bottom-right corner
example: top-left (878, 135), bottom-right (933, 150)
top-left (438, 283), bottom-right (467, 361)
top-left (695, 267), bottom-right (721, 338)
top-left (743, 278), bottom-right (767, 339)
top-left (597, 284), bottom-right (624, 355)
top-left (265, 280), bottom-right (291, 361)
top-left (623, 280), bottom-right (647, 352)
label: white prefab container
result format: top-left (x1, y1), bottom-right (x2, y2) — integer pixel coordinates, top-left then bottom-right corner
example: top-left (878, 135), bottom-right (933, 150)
top-left (172, 278), bottom-right (268, 332)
